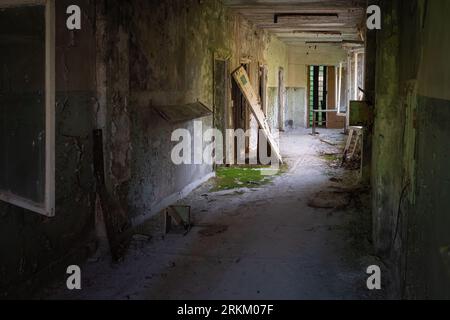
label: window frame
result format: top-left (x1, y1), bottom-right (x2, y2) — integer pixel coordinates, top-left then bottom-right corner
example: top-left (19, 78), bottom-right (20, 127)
top-left (337, 62), bottom-right (346, 116)
top-left (0, 0), bottom-right (55, 217)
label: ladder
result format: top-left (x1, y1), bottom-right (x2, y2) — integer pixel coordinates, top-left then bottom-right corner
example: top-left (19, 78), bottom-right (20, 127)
top-left (342, 126), bottom-right (363, 164)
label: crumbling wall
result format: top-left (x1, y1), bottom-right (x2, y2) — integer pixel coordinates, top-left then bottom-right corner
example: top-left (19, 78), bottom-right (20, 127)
top-left (125, 0), bottom-right (285, 224)
top-left (406, 0), bottom-right (450, 299)
top-left (372, 0), bottom-right (450, 298)
top-left (265, 37), bottom-right (288, 131)
top-left (0, 0), bottom-right (308, 296)
top-left (267, 88), bottom-right (279, 131)
top-left (286, 88), bottom-right (306, 129)
top-left (287, 44), bottom-right (346, 89)
top-left (125, 0), bottom-right (226, 223)
top-left (372, 0), bottom-right (403, 258)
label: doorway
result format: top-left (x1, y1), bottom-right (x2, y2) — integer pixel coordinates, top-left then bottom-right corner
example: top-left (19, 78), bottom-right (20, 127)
top-left (232, 63), bottom-right (249, 132)
top-left (231, 63), bottom-right (250, 163)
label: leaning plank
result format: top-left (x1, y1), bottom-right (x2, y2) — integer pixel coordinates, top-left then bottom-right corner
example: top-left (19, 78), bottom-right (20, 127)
top-left (232, 67), bottom-right (283, 163)
top-left (93, 129), bottom-right (130, 261)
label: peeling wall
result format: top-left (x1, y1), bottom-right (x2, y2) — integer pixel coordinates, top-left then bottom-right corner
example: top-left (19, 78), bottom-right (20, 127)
top-left (125, 0), bottom-right (278, 222)
top-left (286, 88), bottom-right (306, 129)
top-left (265, 37), bottom-right (288, 131)
top-left (266, 37), bottom-right (288, 88)
top-left (103, 0), bottom-right (294, 231)
top-left (0, 0), bottom-right (316, 297)
top-left (406, 0), bottom-right (450, 299)
top-left (267, 87), bottom-right (279, 131)
top-left (372, 0), bottom-right (450, 299)
top-left (287, 44), bottom-right (347, 88)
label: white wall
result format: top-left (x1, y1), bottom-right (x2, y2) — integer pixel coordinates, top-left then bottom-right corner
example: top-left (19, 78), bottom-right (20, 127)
top-left (287, 43), bottom-right (347, 87)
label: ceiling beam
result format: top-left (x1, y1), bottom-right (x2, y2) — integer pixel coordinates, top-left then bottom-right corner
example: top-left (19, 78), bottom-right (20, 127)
top-left (223, 0), bottom-right (366, 44)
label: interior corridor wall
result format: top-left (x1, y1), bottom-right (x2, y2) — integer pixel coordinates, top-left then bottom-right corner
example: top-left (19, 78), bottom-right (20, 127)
top-left (371, 0), bottom-right (450, 299)
top-left (126, 0), bottom-right (281, 223)
top-left (286, 44), bottom-right (347, 128)
top-left (265, 37), bottom-right (288, 132)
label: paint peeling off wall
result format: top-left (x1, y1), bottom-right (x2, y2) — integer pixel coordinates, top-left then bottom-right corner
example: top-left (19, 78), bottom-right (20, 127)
top-left (286, 88), bottom-right (306, 129)
top-left (0, 0), bottom-right (307, 297)
top-left (372, 0), bottom-right (450, 299)
top-left (267, 87), bottom-right (279, 131)
top-left (120, 0), bottom-right (284, 222)
top-left (264, 37), bottom-right (288, 132)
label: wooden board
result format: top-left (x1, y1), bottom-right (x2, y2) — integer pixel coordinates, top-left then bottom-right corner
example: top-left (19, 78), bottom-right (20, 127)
top-left (152, 101), bottom-right (212, 124)
top-left (93, 129), bottom-right (130, 261)
top-left (232, 67), bottom-right (283, 163)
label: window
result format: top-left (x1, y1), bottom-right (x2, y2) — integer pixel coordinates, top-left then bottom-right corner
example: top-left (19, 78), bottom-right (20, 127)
top-left (337, 61), bottom-right (347, 115)
top-left (355, 52), bottom-right (365, 101)
top-left (309, 65), bottom-right (327, 127)
top-left (0, 0), bottom-right (55, 216)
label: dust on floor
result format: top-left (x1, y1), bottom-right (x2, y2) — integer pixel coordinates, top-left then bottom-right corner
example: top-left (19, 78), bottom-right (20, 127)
top-left (39, 128), bottom-right (386, 300)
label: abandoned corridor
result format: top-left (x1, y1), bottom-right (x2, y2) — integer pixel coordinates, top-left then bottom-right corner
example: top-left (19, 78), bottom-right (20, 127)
top-left (1, 0), bottom-right (450, 300)
top-left (41, 130), bottom-right (380, 300)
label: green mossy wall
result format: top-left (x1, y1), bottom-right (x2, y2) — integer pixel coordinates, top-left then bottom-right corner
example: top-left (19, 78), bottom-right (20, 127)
top-left (372, 0), bottom-right (450, 298)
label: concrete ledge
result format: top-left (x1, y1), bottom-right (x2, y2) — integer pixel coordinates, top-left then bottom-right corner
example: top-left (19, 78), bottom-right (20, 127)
top-left (131, 171), bottom-right (216, 227)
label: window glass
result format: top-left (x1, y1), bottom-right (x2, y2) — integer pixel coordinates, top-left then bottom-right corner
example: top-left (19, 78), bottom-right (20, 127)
top-left (0, 5), bottom-right (46, 204)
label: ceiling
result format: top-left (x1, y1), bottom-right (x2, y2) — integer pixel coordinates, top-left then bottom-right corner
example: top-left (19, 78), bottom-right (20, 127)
top-left (223, 0), bottom-right (367, 45)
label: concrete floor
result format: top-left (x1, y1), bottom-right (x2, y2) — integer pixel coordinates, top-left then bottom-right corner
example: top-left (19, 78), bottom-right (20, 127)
top-left (42, 129), bottom-right (381, 300)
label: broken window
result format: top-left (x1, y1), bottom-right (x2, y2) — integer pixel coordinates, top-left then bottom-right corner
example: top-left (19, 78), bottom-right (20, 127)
top-left (0, 0), bottom-right (55, 216)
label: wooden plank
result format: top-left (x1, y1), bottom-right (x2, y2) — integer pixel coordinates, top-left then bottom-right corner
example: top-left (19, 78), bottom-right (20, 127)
top-left (164, 206), bottom-right (191, 235)
top-left (93, 129), bottom-right (130, 261)
top-left (343, 128), bottom-right (354, 159)
top-left (350, 130), bottom-right (363, 160)
top-left (152, 101), bottom-right (212, 124)
top-left (232, 67), bottom-right (283, 163)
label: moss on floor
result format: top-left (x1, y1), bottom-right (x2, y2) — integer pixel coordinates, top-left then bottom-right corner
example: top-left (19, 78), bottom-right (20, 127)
top-left (321, 153), bottom-right (341, 162)
top-left (212, 164), bottom-right (288, 192)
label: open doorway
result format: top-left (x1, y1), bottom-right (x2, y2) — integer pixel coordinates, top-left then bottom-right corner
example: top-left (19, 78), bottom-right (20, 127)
top-left (232, 63), bottom-right (249, 132)
top-left (231, 63), bottom-right (250, 162)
